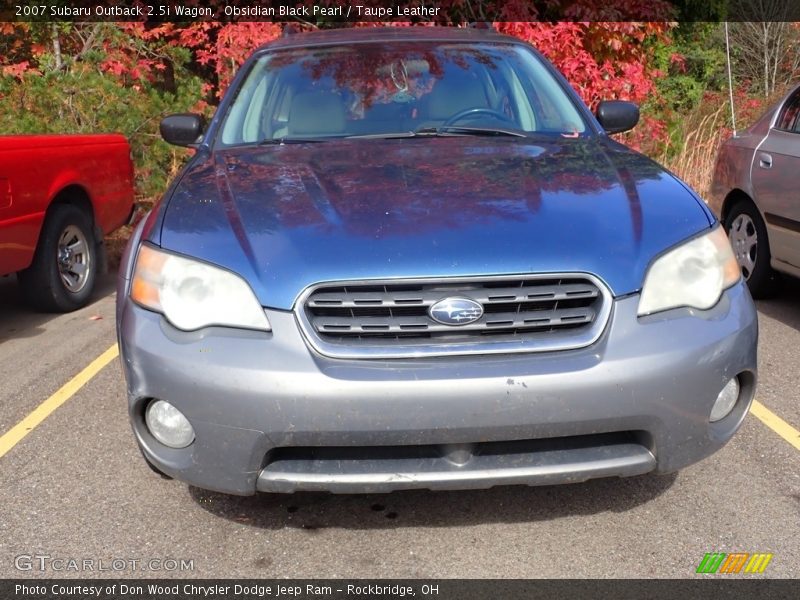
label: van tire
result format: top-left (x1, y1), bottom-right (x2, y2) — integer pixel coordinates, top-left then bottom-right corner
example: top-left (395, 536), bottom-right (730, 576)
top-left (18, 204), bottom-right (98, 312)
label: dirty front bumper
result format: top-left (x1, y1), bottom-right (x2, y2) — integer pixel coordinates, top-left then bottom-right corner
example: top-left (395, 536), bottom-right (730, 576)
top-left (118, 281), bottom-right (757, 496)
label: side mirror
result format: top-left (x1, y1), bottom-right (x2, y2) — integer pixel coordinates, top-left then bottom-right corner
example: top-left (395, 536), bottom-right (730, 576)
top-left (160, 113), bottom-right (206, 147)
top-left (596, 101), bottom-right (640, 134)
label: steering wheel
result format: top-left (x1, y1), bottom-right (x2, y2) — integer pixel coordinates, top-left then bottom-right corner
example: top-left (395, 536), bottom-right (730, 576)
top-left (442, 107), bottom-right (513, 128)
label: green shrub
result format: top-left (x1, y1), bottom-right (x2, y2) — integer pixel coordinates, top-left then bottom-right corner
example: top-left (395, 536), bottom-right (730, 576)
top-left (0, 49), bottom-right (204, 199)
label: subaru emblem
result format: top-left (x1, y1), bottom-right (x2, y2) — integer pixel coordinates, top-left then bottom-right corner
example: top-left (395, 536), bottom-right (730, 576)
top-left (429, 297), bottom-right (484, 326)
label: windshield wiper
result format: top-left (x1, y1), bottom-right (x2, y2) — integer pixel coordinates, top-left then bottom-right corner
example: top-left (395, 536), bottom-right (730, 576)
top-left (345, 132), bottom-right (419, 140)
top-left (414, 125), bottom-right (530, 138)
top-left (259, 136), bottom-right (334, 145)
top-left (346, 126), bottom-right (531, 140)
top-left (260, 126), bottom-right (532, 144)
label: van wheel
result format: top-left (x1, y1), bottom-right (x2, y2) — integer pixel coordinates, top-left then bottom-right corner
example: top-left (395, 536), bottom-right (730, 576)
top-left (18, 204), bottom-right (98, 312)
top-left (724, 201), bottom-right (778, 298)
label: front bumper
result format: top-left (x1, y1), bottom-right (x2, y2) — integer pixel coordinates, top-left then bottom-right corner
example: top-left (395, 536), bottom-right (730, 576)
top-left (118, 281), bottom-right (758, 495)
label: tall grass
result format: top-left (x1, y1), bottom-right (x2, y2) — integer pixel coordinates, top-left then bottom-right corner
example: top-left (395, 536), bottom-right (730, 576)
top-left (660, 103), bottom-right (729, 200)
top-left (658, 85), bottom-right (791, 200)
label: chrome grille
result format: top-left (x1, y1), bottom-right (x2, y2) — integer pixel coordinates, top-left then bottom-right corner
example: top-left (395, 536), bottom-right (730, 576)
top-left (296, 274), bottom-right (612, 359)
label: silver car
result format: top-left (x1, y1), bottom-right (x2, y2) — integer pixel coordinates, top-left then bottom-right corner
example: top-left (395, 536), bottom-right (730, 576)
top-left (710, 83), bottom-right (800, 296)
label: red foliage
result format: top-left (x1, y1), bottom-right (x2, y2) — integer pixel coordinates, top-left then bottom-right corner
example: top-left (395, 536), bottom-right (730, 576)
top-left (0, 23), bottom-right (36, 74)
top-left (494, 22), bottom-right (670, 110)
top-left (1, 61), bottom-right (36, 79)
top-left (188, 23), bottom-right (283, 95)
top-left (87, 23), bottom-right (282, 101)
top-left (2, 19), bottom-right (675, 150)
top-left (494, 21), bottom-right (673, 151)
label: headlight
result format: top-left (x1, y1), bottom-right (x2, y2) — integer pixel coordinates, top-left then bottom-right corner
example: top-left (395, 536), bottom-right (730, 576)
top-left (638, 227), bottom-right (740, 316)
top-left (130, 244), bottom-right (270, 331)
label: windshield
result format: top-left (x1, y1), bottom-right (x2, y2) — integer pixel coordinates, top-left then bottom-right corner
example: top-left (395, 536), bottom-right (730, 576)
top-left (219, 42), bottom-right (588, 145)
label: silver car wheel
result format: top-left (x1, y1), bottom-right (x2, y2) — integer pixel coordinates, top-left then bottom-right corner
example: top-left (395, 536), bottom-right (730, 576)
top-left (57, 224), bottom-right (91, 293)
top-left (729, 214), bottom-right (757, 279)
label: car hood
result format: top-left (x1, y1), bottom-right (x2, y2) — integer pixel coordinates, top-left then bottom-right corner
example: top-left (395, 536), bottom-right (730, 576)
top-left (158, 137), bottom-right (712, 309)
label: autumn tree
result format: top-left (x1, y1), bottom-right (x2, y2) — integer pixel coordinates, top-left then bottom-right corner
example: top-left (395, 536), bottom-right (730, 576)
top-left (0, 14), bottom-right (680, 193)
top-left (728, 19), bottom-right (800, 98)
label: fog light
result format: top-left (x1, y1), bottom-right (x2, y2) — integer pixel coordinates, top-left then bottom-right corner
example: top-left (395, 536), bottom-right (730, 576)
top-left (145, 400), bottom-right (195, 448)
top-left (710, 377), bottom-right (740, 422)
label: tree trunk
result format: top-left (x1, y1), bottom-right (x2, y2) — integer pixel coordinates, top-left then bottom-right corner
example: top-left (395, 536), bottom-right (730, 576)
top-left (51, 23), bottom-right (62, 71)
top-left (762, 23), bottom-right (769, 97)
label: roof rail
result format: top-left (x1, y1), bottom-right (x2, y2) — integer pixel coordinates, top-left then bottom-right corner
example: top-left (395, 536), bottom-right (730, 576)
top-left (468, 22), bottom-right (495, 30)
top-left (282, 24), bottom-right (299, 36)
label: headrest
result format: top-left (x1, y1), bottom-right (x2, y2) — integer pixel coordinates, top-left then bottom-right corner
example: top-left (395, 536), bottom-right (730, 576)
top-left (288, 91), bottom-right (346, 136)
top-left (427, 77), bottom-right (488, 120)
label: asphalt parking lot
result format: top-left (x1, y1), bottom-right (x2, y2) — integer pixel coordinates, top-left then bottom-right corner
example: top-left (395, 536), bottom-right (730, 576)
top-left (0, 272), bottom-right (798, 579)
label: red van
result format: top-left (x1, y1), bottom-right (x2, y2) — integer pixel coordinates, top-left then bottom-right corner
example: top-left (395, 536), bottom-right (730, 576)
top-left (0, 134), bottom-right (135, 311)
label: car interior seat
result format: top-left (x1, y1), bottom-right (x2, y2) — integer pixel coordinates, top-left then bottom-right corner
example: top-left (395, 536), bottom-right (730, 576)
top-left (419, 75), bottom-right (490, 128)
top-left (287, 90), bottom-right (347, 137)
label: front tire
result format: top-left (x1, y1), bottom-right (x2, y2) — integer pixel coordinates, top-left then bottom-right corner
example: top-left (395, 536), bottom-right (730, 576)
top-left (18, 204), bottom-right (98, 312)
top-left (724, 200), bottom-right (778, 298)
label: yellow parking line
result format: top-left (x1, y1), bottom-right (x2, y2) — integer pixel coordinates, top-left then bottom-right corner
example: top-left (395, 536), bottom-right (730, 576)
top-left (0, 343), bottom-right (119, 459)
top-left (2, 343), bottom-right (798, 460)
top-left (750, 400), bottom-right (800, 451)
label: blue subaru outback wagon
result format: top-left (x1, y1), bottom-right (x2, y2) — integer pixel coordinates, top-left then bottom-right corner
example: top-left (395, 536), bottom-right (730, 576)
top-left (117, 27), bottom-right (757, 495)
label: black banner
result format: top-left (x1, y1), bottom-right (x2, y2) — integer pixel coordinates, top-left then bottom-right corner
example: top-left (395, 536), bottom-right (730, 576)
top-left (2, 0), bottom-right (800, 23)
top-left (3, 579), bottom-right (799, 600)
